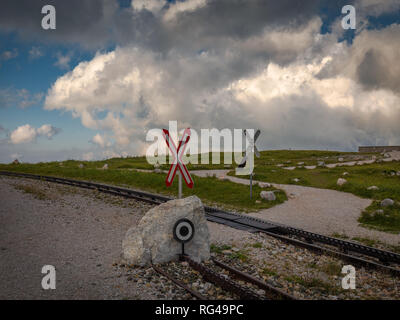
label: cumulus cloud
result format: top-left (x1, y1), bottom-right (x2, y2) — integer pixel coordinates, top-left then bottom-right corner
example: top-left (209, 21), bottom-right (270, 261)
top-left (44, 27), bottom-right (400, 154)
top-left (318, 24), bottom-right (400, 95)
top-left (90, 133), bottom-right (111, 148)
top-left (19, 0), bottom-right (398, 155)
top-left (10, 125), bottom-right (37, 144)
top-left (10, 124), bottom-right (61, 144)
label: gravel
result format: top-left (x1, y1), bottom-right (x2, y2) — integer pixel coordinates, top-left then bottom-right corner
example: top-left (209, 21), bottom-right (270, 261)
top-left (208, 224), bottom-right (400, 300)
top-left (1, 176), bottom-right (399, 300)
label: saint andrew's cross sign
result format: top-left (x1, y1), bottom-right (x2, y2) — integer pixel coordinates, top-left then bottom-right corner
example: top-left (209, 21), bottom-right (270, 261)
top-left (162, 128), bottom-right (194, 189)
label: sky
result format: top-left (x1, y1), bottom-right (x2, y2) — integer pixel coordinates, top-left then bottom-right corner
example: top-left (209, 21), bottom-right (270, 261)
top-left (0, 0), bottom-right (399, 163)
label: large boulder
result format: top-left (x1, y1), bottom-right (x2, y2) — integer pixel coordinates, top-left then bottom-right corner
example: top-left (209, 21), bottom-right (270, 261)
top-left (122, 196), bottom-right (210, 266)
top-left (337, 178), bottom-right (347, 186)
top-left (260, 191), bottom-right (276, 201)
top-left (381, 198), bottom-right (394, 207)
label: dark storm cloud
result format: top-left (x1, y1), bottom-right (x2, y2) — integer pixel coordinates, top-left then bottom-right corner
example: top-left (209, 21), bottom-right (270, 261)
top-left (0, 0), bottom-right (118, 49)
top-left (0, 0), bottom-right (324, 51)
top-left (356, 44), bottom-right (400, 94)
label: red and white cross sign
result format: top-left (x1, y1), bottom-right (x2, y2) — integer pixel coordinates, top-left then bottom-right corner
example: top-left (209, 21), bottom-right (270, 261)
top-left (162, 128), bottom-right (194, 189)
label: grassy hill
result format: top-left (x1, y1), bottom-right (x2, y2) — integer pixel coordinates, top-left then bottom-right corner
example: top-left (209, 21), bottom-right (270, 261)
top-left (1, 149), bottom-right (399, 232)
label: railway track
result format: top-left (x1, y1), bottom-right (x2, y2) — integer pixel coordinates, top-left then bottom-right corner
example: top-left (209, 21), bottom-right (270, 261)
top-left (1, 170), bottom-right (400, 277)
top-left (152, 256), bottom-right (296, 300)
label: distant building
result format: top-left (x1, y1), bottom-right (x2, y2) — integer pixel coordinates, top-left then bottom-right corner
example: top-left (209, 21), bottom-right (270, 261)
top-left (359, 146), bottom-right (400, 153)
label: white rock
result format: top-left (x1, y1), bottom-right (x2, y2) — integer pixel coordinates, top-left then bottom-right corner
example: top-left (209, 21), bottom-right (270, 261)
top-left (292, 178), bottom-right (300, 183)
top-left (342, 172), bottom-right (349, 176)
top-left (317, 161), bottom-right (326, 167)
top-left (381, 198), bottom-right (394, 207)
top-left (297, 162), bottom-right (305, 165)
top-left (260, 191), bottom-right (276, 201)
top-left (337, 178), bottom-right (347, 186)
top-left (367, 186), bottom-right (379, 191)
top-left (122, 196), bottom-right (210, 266)
top-left (78, 164), bottom-right (84, 169)
top-left (384, 153), bottom-right (391, 158)
top-left (397, 171), bottom-right (400, 176)
top-left (338, 157), bottom-right (344, 162)
top-left (102, 164), bottom-right (109, 170)
top-left (258, 182), bottom-right (271, 188)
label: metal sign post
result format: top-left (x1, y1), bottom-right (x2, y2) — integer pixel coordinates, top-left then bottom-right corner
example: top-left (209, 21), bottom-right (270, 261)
top-left (236, 129), bottom-right (261, 199)
top-left (178, 171), bottom-right (182, 199)
top-left (250, 172), bottom-right (253, 199)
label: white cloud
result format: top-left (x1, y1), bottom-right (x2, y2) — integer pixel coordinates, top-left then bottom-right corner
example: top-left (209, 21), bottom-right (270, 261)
top-left (91, 133), bottom-right (111, 148)
top-left (43, 11), bottom-right (400, 154)
top-left (54, 52), bottom-right (72, 70)
top-left (132, 0), bottom-right (165, 13)
top-left (29, 47), bottom-right (44, 59)
top-left (10, 124), bottom-right (37, 144)
top-left (37, 124), bottom-right (61, 139)
top-left (163, 0), bottom-right (207, 22)
top-left (10, 124), bottom-right (61, 144)
top-left (0, 88), bottom-right (43, 109)
top-left (1, 48), bottom-right (18, 61)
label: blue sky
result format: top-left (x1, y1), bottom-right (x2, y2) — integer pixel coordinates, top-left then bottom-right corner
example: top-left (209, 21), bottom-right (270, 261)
top-left (0, 0), bottom-right (399, 163)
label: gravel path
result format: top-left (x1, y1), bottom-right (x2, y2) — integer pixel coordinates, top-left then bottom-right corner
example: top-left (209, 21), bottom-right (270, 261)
top-left (0, 176), bottom-right (178, 300)
top-left (191, 170), bottom-right (399, 245)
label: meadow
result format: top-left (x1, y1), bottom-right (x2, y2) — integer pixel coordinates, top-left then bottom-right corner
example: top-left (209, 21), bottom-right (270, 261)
top-left (1, 149), bottom-right (399, 232)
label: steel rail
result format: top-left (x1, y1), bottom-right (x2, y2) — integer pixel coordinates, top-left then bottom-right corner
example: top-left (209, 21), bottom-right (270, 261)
top-left (212, 259), bottom-right (296, 300)
top-left (1, 170), bottom-right (400, 274)
top-left (152, 264), bottom-right (206, 300)
top-left (181, 255), bottom-right (265, 300)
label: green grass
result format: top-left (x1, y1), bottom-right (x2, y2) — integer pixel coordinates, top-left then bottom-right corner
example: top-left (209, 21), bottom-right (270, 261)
top-left (210, 244), bottom-right (232, 254)
top-left (229, 250), bottom-right (250, 263)
top-left (13, 184), bottom-right (49, 201)
top-left (284, 275), bottom-right (342, 295)
top-left (261, 267), bottom-right (278, 277)
top-left (0, 162), bottom-right (286, 212)
top-left (320, 262), bottom-right (342, 276)
top-left (251, 242), bottom-right (263, 248)
top-left (238, 161), bottom-right (400, 202)
top-left (359, 201), bottom-right (400, 233)
top-left (3, 149), bottom-right (399, 232)
top-left (226, 150), bottom-right (399, 233)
